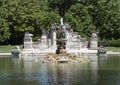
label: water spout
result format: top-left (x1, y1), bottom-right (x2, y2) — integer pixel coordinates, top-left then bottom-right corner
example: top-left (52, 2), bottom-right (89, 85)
top-left (61, 18), bottom-right (63, 25)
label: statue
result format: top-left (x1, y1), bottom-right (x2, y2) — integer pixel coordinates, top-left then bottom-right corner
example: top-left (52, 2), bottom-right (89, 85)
top-left (92, 33), bottom-right (97, 38)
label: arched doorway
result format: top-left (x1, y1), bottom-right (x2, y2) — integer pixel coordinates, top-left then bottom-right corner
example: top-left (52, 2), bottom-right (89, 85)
top-left (56, 30), bottom-right (66, 54)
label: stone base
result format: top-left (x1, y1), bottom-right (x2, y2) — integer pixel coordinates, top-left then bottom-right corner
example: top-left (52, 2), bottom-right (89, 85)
top-left (89, 47), bottom-right (98, 50)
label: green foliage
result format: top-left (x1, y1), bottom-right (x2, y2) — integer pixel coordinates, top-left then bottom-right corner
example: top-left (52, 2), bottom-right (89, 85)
top-left (5, 0), bottom-right (60, 31)
top-left (0, 1), bottom-right (10, 42)
top-left (0, 0), bottom-right (119, 45)
top-left (32, 36), bottom-right (40, 41)
top-left (3, 0), bottom-right (60, 44)
top-left (38, 0), bottom-right (49, 11)
top-left (48, 0), bottom-right (77, 16)
top-left (99, 39), bottom-right (120, 47)
top-left (85, 0), bottom-right (120, 40)
top-left (108, 39), bottom-right (120, 47)
top-left (65, 4), bottom-right (95, 38)
top-left (36, 11), bottom-right (60, 30)
top-left (5, 0), bottom-right (41, 32)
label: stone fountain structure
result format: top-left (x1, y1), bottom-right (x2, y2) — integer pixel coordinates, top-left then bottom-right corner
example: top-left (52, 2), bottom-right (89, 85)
top-left (20, 18), bottom-right (98, 61)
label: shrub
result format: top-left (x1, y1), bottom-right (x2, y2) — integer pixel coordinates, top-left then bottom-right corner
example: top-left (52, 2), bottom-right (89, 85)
top-left (108, 39), bottom-right (120, 47)
top-left (99, 39), bottom-right (109, 46)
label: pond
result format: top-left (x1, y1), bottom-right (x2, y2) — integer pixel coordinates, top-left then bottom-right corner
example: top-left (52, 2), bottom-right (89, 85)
top-left (0, 56), bottom-right (120, 85)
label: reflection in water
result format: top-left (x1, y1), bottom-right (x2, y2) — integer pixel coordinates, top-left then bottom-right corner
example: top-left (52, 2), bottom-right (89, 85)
top-left (1, 56), bottom-right (120, 85)
top-left (11, 58), bottom-right (99, 85)
top-left (46, 62), bottom-right (98, 85)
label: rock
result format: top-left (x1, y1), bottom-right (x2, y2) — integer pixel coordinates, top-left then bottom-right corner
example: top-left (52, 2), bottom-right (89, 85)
top-left (37, 53), bottom-right (90, 63)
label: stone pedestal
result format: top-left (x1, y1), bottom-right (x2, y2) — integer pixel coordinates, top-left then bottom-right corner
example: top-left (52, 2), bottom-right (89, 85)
top-left (48, 39), bottom-right (51, 47)
top-left (65, 31), bottom-right (69, 48)
top-left (90, 32), bottom-right (98, 50)
top-left (41, 35), bottom-right (48, 49)
top-left (24, 32), bottom-right (33, 50)
top-left (90, 40), bottom-right (98, 49)
top-left (52, 31), bottom-right (57, 47)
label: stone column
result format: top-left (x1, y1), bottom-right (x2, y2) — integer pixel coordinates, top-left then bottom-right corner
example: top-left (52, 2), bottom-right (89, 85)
top-left (90, 39), bottom-right (98, 49)
top-left (41, 35), bottom-right (47, 49)
top-left (53, 30), bottom-right (57, 47)
top-left (90, 33), bottom-right (98, 50)
top-left (41, 39), bottom-right (44, 49)
top-left (48, 39), bottom-right (51, 48)
top-left (24, 33), bottom-right (33, 50)
top-left (65, 31), bottom-right (69, 48)
top-left (78, 35), bottom-right (81, 48)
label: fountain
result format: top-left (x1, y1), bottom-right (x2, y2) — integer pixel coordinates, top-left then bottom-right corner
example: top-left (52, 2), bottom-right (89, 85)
top-left (12, 18), bottom-right (99, 62)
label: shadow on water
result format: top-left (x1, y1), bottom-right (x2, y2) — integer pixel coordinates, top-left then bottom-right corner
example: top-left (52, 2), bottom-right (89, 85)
top-left (0, 56), bottom-right (120, 85)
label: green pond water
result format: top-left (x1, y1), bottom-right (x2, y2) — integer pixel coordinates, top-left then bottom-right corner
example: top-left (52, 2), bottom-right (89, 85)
top-left (0, 56), bottom-right (120, 85)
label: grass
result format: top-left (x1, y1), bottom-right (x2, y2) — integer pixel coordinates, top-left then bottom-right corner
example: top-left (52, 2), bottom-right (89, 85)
top-left (0, 45), bottom-right (23, 53)
top-left (105, 47), bottom-right (120, 52)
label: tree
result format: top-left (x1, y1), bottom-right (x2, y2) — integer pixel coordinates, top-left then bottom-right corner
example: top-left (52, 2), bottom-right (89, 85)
top-left (66, 0), bottom-right (120, 40)
top-left (4, 0), bottom-right (60, 44)
top-left (0, 1), bottom-right (10, 42)
top-left (5, 0), bottom-right (41, 32)
top-left (48, 0), bottom-right (77, 16)
top-left (1, 0), bottom-right (119, 44)
top-left (65, 3), bottom-right (95, 38)
top-left (80, 0), bottom-right (120, 39)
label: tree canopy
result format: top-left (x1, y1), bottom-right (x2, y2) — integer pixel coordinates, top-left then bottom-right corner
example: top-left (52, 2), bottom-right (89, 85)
top-left (0, 1), bottom-right (10, 42)
top-left (65, 3), bottom-right (95, 38)
top-left (47, 0), bottom-right (77, 16)
top-left (0, 0), bottom-right (120, 44)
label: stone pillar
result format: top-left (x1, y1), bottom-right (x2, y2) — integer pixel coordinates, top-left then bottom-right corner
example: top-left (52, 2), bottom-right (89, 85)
top-left (48, 39), bottom-right (51, 47)
top-left (65, 31), bottom-right (69, 48)
top-left (24, 32), bottom-right (33, 49)
top-left (90, 33), bottom-right (98, 50)
top-left (78, 35), bottom-right (81, 48)
top-left (41, 39), bottom-right (44, 49)
top-left (90, 40), bottom-right (98, 49)
top-left (65, 31), bottom-right (69, 53)
top-left (41, 35), bottom-right (47, 49)
top-left (52, 31), bottom-right (57, 47)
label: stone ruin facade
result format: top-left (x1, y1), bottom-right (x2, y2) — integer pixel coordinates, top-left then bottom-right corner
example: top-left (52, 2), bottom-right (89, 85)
top-left (22, 19), bottom-right (98, 60)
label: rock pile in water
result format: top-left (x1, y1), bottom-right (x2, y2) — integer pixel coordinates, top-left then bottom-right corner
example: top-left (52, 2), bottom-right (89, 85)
top-left (36, 53), bottom-right (90, 63)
